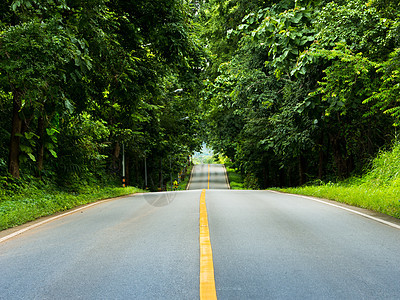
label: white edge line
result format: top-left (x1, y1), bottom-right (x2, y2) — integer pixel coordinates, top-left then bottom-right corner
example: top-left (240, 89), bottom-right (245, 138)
top-left (223, 164), bottom-right (231, 189)
top-left (269, 190), bottom-right (400, 230)
top-left (186, 165), bottom-right (195, 190)
top-left (0, 198), bottom-right (112, 244)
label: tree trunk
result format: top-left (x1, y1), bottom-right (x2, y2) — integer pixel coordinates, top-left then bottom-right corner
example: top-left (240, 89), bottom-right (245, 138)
top-left (8, 91), bottom-right (23, 178)
top-left (263, 165), bottom-right (268, 188)
top-left (318, 148), bottom-right (324, 180)
top-left (125, 155), bottom-right (130, 186)
top-left (279, 168), bottom-right (285, 187)
top-left (287, 166), bottom-right (292, 187)
top-left (144, 156), bottom-right (148, 188)
top-left (159, 158), bottom-right (163, 191)
top-left (112, 141), bottom-right (120, 171)
top-left (298, 154), bottom-right (307, 185)
top-left (330, 134), bottom-right (352, 179)
top-left (135, 157), bottom-right (139, 186)
top-left (36, 115), bottom-right (45, 177)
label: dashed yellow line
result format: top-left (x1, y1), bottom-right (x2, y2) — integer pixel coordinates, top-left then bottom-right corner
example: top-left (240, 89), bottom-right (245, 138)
top-left (199, 189), bottom-right (217, 300)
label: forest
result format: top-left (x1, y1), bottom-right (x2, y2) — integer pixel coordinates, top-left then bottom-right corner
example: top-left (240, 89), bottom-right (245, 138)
top-left (202, 0), bottom-right (400, 188)
top-left (1, 0), bottom-right (400, 193)
top-left (0, 0), bottom-right (206, 193)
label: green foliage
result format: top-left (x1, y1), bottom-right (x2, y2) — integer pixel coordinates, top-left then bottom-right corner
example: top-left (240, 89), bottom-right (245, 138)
top-left (280, 184), bottom-right (400, 219)
top-left (0, 0), bottom-right (208, 228)
top-left (226, 165), bottom-right (259, 190)
top-left (202, 0), bottom-right (398, 187)
top-left (0, 182), bottom-right (145, 231)
top-left (249, 6), bottom-right (316, 77)
top-left (166, 164), bottom-right (193, 191)
top-left (0, 175), bottom-right (24, 197)
top-left (363, 142), bottom-right (400, 187)
top-left (226, 167), bottom-right (245, 190)
top-left (0, 0), bottom-right (205, 192)
top-left (280, 142), bottom-right (400, 219)
top-left (55, 113), bottom-right (110, 189)
top-left (364, 49), bottom-right (400, 123)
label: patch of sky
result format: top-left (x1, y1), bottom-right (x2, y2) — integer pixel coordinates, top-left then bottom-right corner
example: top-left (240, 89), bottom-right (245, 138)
top-left (193, 143), bottom-right (216, 164)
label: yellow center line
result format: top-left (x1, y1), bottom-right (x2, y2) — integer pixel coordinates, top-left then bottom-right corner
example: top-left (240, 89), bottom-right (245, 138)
top-left (199, 189), bottom-right (217, 300)
top-left (207, 164), bottom-right (210, 190)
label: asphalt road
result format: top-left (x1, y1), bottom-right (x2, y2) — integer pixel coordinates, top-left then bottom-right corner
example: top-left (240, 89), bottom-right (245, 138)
top-left (1, 164), bottom-right (400, 299)
top-left (187, 164), bottom-right (229, 190)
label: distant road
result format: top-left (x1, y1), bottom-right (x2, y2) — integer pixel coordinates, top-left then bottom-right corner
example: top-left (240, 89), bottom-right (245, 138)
top-left (187, 164), bottom-right (229, 190)
top-left (1, 164), bottom-right (400, 299)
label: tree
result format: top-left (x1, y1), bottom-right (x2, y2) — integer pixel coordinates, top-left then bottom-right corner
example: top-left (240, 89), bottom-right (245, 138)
top-left (0, 5), bottom-right (88, 177)
top-left (202, 0), bottom-right (397, 186)
top-left (0, 0), bottom-right (206, 188)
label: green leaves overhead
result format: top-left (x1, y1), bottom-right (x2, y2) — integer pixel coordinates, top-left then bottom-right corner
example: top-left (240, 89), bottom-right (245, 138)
top-left (2, 0), bottom-right (399, 192)
top-left (0, 0), bottom-right (206, 189)
top-left (248, 7), bottom-right (316, 77)
top-left (203, 0), bottom-right (398, 187)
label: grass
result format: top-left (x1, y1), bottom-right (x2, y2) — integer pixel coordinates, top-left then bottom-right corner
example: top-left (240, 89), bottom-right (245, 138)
top-left (166, 164), bottom-right (193, 191)
top-left (279, 184), bottom-right (400, 219)
top-left (0, 164), bottom-right (194, 231)
top-left (0, 183), bottom-right (145, 231)
top-left (226, 167), bottom-right (245, 190)
top-left (279, 142), bottom-right (400, 219)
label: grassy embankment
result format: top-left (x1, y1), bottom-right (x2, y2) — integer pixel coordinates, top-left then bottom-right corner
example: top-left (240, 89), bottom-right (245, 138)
top-left (222, 145), bottom-right (400, 218)
top-left (226, 167), bottom-right (245, 190)
top-left (0, 164), bottom-right (195, 232)
top-left (0, 179), bottom-right (145, 231)
top-left (216, 155), bottom-right (247, 190)
top-left (279, 143), bottom-right (400, 219)
top-left (166, 164), bottom-right (193, 191)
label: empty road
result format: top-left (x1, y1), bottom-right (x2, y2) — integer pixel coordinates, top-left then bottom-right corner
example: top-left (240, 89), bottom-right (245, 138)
top-left (1, 164), bottom-right (400, 299)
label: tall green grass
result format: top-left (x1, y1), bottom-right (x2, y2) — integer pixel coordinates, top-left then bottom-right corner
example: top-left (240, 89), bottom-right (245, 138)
top-left (226, 167), bottom-right (245, 189)
top-left (0, 183), bottom-right (145, 231)
top-left (166, 164), bottom-right (193, 191)
top-left (363, 143), bottom-right (400, 187)
top-left (280, 143), bottom-right (400, 219)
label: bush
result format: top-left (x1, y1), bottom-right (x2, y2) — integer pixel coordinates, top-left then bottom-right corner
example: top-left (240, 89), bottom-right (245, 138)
top-left (0, 183), bottom-right (144, 231)
top-left (280, 142), bottom-right (400, 219)
top-left (363, 142), bottom-right (400, 186)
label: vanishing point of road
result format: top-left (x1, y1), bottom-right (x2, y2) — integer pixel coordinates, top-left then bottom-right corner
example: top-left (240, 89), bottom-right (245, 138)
top-left (1, 164), bottom-right (400, 299)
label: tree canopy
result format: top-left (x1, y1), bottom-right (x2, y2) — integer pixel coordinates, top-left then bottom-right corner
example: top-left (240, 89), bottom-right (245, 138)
top-left (1, 0), bottom-right (399, 190)
top-left (201, 0), bottom-right (400, 187)
top-left (0, 0), bottom-right (206, 191)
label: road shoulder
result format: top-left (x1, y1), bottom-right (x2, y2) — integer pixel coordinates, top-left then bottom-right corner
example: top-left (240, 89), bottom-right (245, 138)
top-left (269, 190), bottom-right (400, 229)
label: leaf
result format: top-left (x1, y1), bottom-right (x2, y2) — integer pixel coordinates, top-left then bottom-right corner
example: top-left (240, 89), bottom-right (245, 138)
top-left (24, 132), bottom-right (38, 140)
top-left (49, 149), bottom-right (58, 158)
top-left (74, 57), bottom-right (81, 67)
top-left (291, 13), bottom-right (303, 24)
top-left (27, 153), bottom-right (36, 162)
top-left (20, 145), bottom-right (32, 153)
top-left (46, 128), bottom-right (59, 136)
top-left (64, 99), bottom-right (74, 113)
top-left (11, 0), bottom-right (21, 11)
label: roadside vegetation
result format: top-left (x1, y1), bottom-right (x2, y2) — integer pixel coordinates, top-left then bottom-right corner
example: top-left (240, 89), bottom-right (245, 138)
top-left (200, 0), bottom-right (400, 218)
top-left (0, 1), bottom-right (205, 192)
top-left (1, 0), bottom-right (400, 229)
top-left (280, 143), bottom-right (400, 219)
top-left (0, 176), bottom-right (144, 231)
top-left (166, 164), bottom-right (193, 191)
top-left (203, 0), bottom-right (400, 190)
top-left (218, 155), bottom-right (252, 190)
top-left (0, 1), bottom-right (204, 230)
top-left (226, 167), bottom-right (245, 190)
